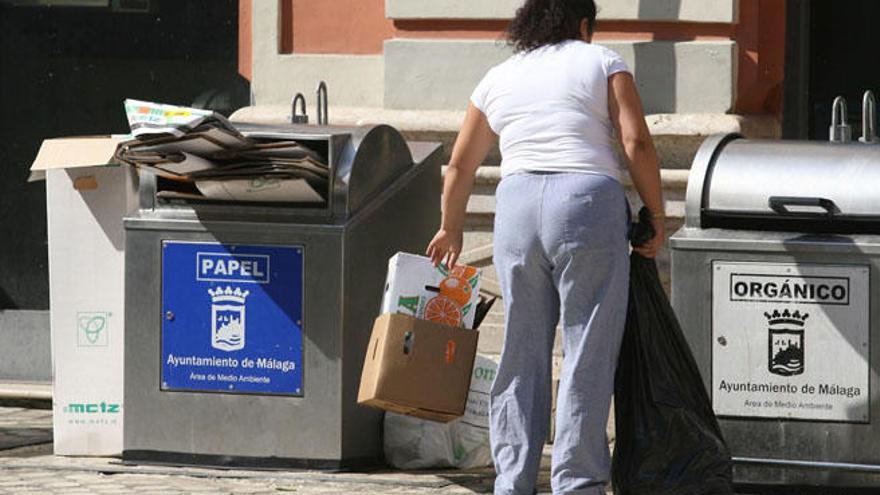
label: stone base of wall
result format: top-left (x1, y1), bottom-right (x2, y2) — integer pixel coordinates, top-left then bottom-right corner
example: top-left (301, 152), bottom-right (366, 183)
top-left (232, 106), bottom-right (780, 169)
top-left (0, 311), bottom-right (50, 382)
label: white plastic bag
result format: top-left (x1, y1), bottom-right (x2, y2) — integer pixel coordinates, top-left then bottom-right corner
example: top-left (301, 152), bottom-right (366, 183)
top-left (383, 354), bottom-right (498, 469)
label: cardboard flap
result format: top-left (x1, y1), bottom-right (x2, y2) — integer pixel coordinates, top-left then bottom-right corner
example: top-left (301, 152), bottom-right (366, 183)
top-left (27, 170), bottom-right (46, 183)
top-left (30, 136), bottom-right (123, 174)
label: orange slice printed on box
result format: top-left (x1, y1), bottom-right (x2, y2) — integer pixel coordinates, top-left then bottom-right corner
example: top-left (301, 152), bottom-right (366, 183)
top-left (424, 296), bottom-right (462, 327)
top-left (449, 265), bottom-right (479, 281)
top-left (439, 276), bottom-right (473, 307)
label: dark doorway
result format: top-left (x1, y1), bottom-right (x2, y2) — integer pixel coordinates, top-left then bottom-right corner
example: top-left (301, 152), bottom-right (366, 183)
top-left (0, 0), bottom-right (249, 311)
top-left (783, 0), bottom-right (880, 140)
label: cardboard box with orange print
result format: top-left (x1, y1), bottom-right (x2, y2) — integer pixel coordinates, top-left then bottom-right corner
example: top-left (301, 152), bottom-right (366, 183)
top-left (358, 314), bottom-right (479, 422)
top-left (359, 253), bottom-right (482, 421)
top-left (379, 252), bottom-right (482, 329)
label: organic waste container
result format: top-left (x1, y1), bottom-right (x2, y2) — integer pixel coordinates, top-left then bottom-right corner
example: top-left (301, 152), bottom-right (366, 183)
top-left (671, 95), bottom-right (880, 487)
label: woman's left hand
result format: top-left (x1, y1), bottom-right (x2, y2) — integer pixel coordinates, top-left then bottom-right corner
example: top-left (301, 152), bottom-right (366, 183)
top-left (633, 217), bottom-right (665, 258)
top-left (426, 228), bottom-right (463, 268)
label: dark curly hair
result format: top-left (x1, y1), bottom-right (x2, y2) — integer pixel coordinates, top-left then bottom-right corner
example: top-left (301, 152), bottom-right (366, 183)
top-left (508, 0), bottom-right (597, 53)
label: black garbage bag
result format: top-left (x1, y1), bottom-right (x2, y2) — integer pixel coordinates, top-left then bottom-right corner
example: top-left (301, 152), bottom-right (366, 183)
top-left (612, 207), bottom-right (733, 495)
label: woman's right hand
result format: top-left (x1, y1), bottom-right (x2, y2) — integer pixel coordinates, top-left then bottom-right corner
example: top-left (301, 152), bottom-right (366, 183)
top-left (426, 228), bottom-right (463, 268)
top-left (430, 102), bottom-right (495, 268)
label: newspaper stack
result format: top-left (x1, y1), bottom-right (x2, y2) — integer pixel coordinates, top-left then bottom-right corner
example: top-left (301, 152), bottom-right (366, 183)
top-left (116, 99), bottom-right (329, 203)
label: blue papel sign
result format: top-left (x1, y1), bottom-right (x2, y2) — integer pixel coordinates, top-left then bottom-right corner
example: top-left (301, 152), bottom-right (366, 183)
top-left (162, 242), bottom-right (303, 396)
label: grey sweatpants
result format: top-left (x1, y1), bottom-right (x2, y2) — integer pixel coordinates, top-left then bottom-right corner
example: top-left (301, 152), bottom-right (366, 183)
top-left (490, 172), bottom-right (630, 495)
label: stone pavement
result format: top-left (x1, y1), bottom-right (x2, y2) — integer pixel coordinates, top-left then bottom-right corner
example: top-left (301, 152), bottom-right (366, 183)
top-left (0, 404), bottom-right (781, 495)
top-left (0, 406), bottom-right (52, 452)
top-left (0, 404), bottom-right (607, 495)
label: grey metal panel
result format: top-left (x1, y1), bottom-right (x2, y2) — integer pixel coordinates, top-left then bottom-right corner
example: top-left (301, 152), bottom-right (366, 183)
top-left (705, 139), bottom-right (880, 217)
top-left (124, 226), bottom-right (346, 461)
top-left (125, 216), bottom-right (347, 235)
top-left (0, 310), bottom-right (51, 382)
top-left (671, 227), bottom-right (880, 487)
top-left (669, 250), bottom-right (714, 395)
top-left (137, 169), bottom-right (156, 212)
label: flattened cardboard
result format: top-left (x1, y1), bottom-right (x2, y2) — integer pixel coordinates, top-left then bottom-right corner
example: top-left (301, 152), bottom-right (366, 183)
top-left (195, 177), bottom-right (324, 203)
top-left (29, 136), bottom-right (123, 182)
top-left (358, 313), bottom-right (478, 422)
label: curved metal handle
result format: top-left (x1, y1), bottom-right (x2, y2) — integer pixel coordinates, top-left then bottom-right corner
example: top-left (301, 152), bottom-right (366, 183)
top-left (316, 81), bottom-right (328, 125)
top-left (291, 93), bottom-right (308, 124)
top-left (861, 90), bottom-right (877, 143)
top-left (769, 196), bottom-right (841, 216)
top-left (830, 96), bottom-right (852, 142)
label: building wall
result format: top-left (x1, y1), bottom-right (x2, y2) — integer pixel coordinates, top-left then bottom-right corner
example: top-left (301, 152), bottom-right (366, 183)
top-left (249, 0), bottom-right (385, 108)
top-left (242, 0), bottom-right (785, 115)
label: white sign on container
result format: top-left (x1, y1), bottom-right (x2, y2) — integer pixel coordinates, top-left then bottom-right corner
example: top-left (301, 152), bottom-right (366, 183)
top-left (711, 261), bottom-right (870, 422)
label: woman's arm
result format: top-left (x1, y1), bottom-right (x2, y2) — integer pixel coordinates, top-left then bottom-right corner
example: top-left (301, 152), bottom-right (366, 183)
top-left (426, 102), bottom-right (497, 267)
top-left (608, 71), bottom-right (665, 258)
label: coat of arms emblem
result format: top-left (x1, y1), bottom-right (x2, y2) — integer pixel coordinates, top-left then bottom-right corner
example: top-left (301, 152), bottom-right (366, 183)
top-left (209, 286), bottom-right (249, 352)
top-left (766, 309), bottom-right (808, 376)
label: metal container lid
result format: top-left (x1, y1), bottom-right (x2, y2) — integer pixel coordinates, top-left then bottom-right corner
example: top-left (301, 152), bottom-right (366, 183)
top-left (688, 134), bottom-right (880, 234)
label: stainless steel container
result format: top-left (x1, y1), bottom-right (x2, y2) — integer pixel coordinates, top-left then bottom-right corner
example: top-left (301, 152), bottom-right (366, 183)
top-left (122, 122), bottom-right (442, 469)
top-left (670, 117), bottom-right (880, 486)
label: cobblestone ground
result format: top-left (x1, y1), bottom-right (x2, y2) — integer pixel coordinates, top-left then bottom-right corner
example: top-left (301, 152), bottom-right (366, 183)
top-left (0, 405), bottom-right (606, 495)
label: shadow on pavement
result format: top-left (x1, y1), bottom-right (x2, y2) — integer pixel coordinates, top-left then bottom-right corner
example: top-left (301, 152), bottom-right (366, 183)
top-left (0, 403), bottom-right (53, 453)
top-left (0, 399), bottom-right (51, 410)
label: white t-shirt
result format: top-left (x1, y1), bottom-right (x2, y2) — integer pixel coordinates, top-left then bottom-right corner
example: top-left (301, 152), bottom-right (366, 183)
top-left (470, 40), bottom-right (631, 180)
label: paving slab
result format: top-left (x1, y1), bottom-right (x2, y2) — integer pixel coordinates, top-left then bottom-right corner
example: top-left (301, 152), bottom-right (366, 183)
top-left (0, 406), bottom-right (52, 452)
